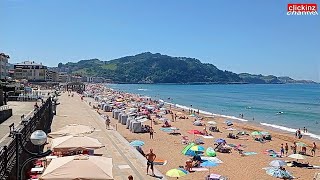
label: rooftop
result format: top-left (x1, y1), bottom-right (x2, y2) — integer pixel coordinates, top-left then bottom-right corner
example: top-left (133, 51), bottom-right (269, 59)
top-left (15, 61), bottom-right (45, 66)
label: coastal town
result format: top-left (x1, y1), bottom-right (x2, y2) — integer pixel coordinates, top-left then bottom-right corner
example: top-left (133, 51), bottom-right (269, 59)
top-left (0, 52), bottom-right (319, 180)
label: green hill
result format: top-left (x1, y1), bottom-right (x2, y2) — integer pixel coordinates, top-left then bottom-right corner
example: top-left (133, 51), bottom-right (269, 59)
top-left (57, 52), bottom-right (317, 84)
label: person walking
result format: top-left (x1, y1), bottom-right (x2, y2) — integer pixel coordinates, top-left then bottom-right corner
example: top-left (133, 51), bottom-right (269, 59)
top-left (149, 127), bottom-right (154, 139)
top-left (280, 144), bottom-right (285, 157)
top-left (292, 142), bottom-right (297, 154)
top-left (105, 116), bottom-right (110, 129)
top-left (285, 143), bottom-right (289, 156)
top-left (128, 175), bottom-right (133, 180)
top-left (145, 149), bottom-right (156, 176)
top-left (311, 142), bottom-right (317, 157)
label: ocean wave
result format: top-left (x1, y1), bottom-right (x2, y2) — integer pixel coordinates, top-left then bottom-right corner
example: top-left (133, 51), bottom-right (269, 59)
top-left (165, 102), bottom-right (248, 122)
top-left (260, 122), bottom-right (320, 140)
top-left (137, 89), bottom-right (148, 91)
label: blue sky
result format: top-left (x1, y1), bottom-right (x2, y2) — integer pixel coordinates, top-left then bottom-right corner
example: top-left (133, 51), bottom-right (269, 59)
top-left (0, 0), bottom-right (319, 81)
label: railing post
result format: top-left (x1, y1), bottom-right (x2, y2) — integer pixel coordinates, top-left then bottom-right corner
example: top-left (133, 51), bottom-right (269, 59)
top-left (3, 146), bottom-right (8, 178)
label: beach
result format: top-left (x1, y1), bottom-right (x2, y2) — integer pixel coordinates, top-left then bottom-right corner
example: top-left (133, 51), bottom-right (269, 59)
top-left (85, 84), bottom-right (320, 180)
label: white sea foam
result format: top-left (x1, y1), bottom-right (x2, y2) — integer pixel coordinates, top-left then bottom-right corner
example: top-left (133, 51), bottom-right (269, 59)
top-left (137, 89), bottom-right (148, 91)
top-left (260, 122), bottom-right (320, 140)
top-left (165, 102), bottom-right (248, 122)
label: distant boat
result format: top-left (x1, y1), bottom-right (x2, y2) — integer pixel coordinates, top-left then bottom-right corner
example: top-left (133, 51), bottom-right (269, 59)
top-left (276, 112), bottom-right (284, 115)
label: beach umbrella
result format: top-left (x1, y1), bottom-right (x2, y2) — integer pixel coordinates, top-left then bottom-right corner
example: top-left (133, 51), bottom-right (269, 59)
top-left (129, 140), bottom-right (145, 147)
top-left (269, 160), bottom-right (286, 167)
top-left (201, 160), bottom-right (218, 167)
top-left (48, 124), bottom-right (95, 138)
top-left (51, 135), bottom-right (104, 152)
top-left (296, 142), bottom-right (307, 147)
top-left (265, 167), bottom-right (293, 179)
top-left (215, 138), bottom-right (226, 144)
top-left (206, 147), bottom-right (216, 157)
top-left (207, 121), bottom-right (217, 125)
top-left (251, 131), bottom-right (262, 136)
top-left (187, 130), bottom-right (202, 135)
top-left (39, 155), bottom-right (113, 180)
top-left (201, 160), bottom-right (218, 174)
top-left (288, 154), bottom-right (305, 160)
top-left (182, 143), bottom-right (198, 156)
top-left (260, 131), bottom-right (270, 136)
top-left (190, 145), bottom-right (205, 152)
top-left (166, 168), bottom-right (188, 179)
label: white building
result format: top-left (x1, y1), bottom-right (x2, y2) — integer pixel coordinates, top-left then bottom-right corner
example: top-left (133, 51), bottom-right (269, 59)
top-left (14, 61), bottom-right (47, 81)
top-left (0, 53), bottom-right (9, 80)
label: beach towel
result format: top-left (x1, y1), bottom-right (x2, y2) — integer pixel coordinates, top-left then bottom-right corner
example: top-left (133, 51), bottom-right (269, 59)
top-left (153, 159), bottom-right (167, 166)
top-left (243, 152), bottom-right (257, 156)
top-left (202, 135), bottom-right (214, 139)
top-left (159, 128), bottom-right (173, 132)
top-left (192, 167), bottom-right (209, 172)
top-left (201, 157), bottom-right (223, 163)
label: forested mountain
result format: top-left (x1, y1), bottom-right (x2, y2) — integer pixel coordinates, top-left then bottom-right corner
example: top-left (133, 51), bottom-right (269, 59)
top-left (56, 52), bottom-right (317, 84)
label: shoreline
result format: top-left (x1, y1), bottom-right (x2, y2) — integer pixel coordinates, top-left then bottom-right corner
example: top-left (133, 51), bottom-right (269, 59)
top-left (165, 101), bottom-right (319, 148)
top-left (160, 101), bottom-right (320, 142)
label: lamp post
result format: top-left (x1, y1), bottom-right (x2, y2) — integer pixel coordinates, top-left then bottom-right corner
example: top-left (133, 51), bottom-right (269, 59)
top-left (14, 129), bottom-right (52, 180)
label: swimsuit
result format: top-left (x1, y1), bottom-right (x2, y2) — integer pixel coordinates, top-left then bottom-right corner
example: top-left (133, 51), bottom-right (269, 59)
top-left (147, 160), bottom-right (154, 169)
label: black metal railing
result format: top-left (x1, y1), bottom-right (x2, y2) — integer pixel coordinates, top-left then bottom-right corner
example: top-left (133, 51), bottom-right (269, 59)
top-left (0, 97), bottom-right (53, 180)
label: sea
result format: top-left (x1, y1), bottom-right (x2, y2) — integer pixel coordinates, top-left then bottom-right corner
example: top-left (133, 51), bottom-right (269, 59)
top-left (107, 84), bottom-right (320, 140)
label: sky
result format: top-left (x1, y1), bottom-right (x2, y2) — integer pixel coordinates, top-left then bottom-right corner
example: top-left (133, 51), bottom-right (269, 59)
top-left (0, 0), bottom-right (319, 82)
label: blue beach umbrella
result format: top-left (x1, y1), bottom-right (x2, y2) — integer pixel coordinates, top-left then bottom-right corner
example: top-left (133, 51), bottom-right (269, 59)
top-left (201, 160), bottom-right (218, 174)
top-left (266, 167), bottom-right (293, 179)
top-left (215, 138), bottom-right (226, 144)
top-left (129, 140), bottom-right (145, 147)
top-left (201, 160), bottom-right (218, 167)
top-left (269, 160), bottom-right (286, 167)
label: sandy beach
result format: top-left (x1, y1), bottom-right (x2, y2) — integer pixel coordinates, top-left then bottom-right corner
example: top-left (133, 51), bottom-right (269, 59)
top-left (86, 84), bottom-right (320, 180)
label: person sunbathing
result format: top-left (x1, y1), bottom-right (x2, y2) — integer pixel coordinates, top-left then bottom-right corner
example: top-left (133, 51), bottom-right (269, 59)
top-left (162, 121), bottom-right (171, 127)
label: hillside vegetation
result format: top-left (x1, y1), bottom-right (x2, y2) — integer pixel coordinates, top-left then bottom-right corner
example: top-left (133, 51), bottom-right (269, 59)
top-left (57, 52), bottom-right (316, 84)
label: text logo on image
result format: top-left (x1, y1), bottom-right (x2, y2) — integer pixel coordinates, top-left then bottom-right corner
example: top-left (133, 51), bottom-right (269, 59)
top-left (287, 3), bottom-right (318, 15)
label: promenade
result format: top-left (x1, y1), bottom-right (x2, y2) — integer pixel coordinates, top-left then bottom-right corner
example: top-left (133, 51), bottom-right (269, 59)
top-left (0, 101), bottom-right (35, 146)
top-left (50, 93), bottom-right (166, 180)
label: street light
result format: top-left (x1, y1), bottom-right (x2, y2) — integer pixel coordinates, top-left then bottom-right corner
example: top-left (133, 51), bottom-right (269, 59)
top-left (11, 127), bottom-right (52, 180)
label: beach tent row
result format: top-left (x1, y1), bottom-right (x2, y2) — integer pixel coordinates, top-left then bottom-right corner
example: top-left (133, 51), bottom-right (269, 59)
top-left (112, 110), bottom-right (149, 133)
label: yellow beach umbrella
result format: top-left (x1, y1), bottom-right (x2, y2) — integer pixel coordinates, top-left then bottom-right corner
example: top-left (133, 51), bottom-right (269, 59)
top-left (166, 168), bottom-right (188, 179)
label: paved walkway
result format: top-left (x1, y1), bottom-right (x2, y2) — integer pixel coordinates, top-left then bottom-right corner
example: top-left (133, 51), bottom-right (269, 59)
top-left (50, 93), bottom-right (166, 180)
top-left (0, 101), bottom-right (35, 146)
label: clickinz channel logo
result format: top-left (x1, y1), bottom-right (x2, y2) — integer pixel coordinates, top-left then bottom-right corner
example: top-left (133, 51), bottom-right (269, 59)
top-left (287, 3), bottom-right (318, 15)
